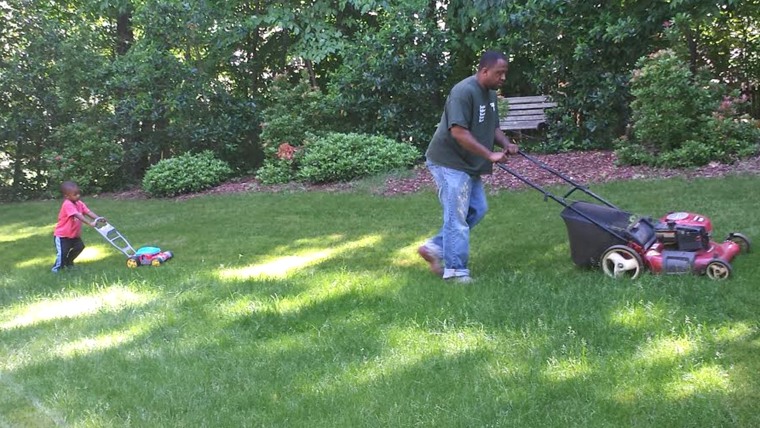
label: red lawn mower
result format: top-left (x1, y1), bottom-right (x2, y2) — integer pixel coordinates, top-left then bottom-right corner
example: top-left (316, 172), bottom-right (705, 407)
top-left (497, 152), bottom-right (751, 280)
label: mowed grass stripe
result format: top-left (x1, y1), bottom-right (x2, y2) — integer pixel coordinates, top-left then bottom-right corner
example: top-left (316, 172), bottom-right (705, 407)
top-left (0, 175), bottom-right (758, 427)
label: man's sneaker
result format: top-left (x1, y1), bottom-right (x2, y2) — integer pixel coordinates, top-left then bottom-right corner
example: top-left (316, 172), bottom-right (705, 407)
top-left (418, 243), bottom-right (443, 276)
top-left (445, 275), bottom-right (473, 284)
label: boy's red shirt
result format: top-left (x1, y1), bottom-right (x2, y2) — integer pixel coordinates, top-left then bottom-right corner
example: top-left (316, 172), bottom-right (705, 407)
top-left (54, 199), bottom-right (91, 238)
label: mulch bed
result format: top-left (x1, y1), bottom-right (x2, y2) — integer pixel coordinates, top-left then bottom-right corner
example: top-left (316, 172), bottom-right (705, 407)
top-left (101, 151), bottom-right (760, 200)
top-left (378, 151), bottom-right (760, 196)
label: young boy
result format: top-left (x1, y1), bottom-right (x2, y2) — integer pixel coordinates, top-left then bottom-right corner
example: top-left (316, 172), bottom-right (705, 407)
top-left (52, 181), bottom-right (104, 272)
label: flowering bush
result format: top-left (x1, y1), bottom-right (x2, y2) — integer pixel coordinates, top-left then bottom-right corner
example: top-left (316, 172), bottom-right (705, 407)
top-left (617, 49), bottom-right (759, 168)
top-left (256, 143), bottom-right (303, 185)
top-left (276, 143), bottom-right (298, 161)
top-left (628, 49), bottom-right (713, 152)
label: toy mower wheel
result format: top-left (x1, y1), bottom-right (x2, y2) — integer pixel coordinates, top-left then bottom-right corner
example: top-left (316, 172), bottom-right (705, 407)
top-left (126, 257), bottom-right (139, 268)
top-left (151, 258), bottom-right (162, 267)
top-left (726, 232), bottom-right (751, 254)
top-left (601, 245), bottom-right (643, 280)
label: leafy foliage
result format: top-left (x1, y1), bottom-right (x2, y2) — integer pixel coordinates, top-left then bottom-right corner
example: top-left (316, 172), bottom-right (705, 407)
top-left (490, 1), bottom-right (673, 150)
top-left (107, 29), bottom-right (260, 178)
top-left (2, 0), bottom-right (759, 199)
top-left (255, 74), bottom-right (335, 185)
top-left (259, 74), bottom-right (333, 154)
top-left (44, 123), bottom-right (125, 194)
top-left (629, 50), bottom-right (713, 152)
top-left (326, 3), bottom-right (450, 148)
top-left (617, 49), bottom-right (759, 168)
top-left (0, 0), bottom-right (110, 200)
top-left (142, 151), bottom-right (232, 197)
top-left (297, 133), bottom-right (420, 183)
top-left (664, 4), bottom-right (760, 85)
top-left (257, 159), bottom-right (298, 185)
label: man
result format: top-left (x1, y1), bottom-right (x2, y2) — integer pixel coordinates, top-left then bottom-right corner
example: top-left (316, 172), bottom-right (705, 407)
top-left (419, 51), bottom-right (518, 283)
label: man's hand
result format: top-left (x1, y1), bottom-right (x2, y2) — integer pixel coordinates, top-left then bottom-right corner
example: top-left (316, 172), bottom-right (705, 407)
top-left (488, 151), bottom-right (507, 164)
top-left (504, 143), bottom-right (519, 155)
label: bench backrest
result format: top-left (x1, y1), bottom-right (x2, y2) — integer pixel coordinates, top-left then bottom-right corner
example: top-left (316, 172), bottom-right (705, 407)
top-left (499, 95), bottom-right (557, 131)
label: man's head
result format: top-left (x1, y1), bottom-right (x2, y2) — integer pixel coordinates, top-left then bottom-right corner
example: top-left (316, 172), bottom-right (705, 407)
top-left (476, 51), bottom-right (509, 90)
top-left (61, 181), bottom-right (81, 202)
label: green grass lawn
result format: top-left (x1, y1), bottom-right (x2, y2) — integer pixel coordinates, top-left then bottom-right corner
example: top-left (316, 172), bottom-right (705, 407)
top-left (1, 176), bottom-right (759, 427)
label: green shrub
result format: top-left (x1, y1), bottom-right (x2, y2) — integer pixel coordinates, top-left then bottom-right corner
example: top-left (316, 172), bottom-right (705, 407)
top-left (142, 151), bottom-right (232, 197)
top-left (629, 49), bottom-right (712, 152)
top-left (656, 140), bottom-right (717, 168)
top-left (259, 74), bottom-right (332, 154)
top-left (614, 137), bottom-right (655, 166)
top-left (704, 107), bottom-right (760, 161)
top-left (297, 133), bottom-right (420, 183)
top-left (44, 123), bottom-right (124, 194)
top-left (618, 49), bottom-right (760, 168)
top-left (257, 159), bottom-right (297, 185)
top-left (256, 74), bottom-right (333, 184)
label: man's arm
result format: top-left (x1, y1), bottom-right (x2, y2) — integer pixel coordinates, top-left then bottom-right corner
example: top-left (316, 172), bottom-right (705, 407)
top-left (494, 128), bottom-right (519, 154)
top-left (450, 126), bottom-right (506, 163)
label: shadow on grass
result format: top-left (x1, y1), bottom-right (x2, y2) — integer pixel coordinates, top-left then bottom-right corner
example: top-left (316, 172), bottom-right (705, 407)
top-left (3, 257), bottom-right (759, 425)
top-left (1, 186), bottom-right (759, 426)
top-left (4, 268), bottom-right (757, 426)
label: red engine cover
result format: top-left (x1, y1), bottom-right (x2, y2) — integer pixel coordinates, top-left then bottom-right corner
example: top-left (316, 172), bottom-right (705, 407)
top-left (660, 212), bottom-right (713, 234)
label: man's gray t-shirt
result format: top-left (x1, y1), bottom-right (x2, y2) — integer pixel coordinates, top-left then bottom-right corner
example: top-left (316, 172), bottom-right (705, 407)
top-left (425, 75), bottom-right (499, 176)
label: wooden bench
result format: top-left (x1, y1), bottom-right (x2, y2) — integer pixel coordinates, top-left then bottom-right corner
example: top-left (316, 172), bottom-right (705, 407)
top-left (499, 95), bottom-right (557, 135)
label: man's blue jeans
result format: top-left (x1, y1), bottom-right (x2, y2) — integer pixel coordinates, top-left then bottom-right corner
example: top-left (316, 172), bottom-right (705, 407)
top-left (426, 161), bottom-right (488, 279)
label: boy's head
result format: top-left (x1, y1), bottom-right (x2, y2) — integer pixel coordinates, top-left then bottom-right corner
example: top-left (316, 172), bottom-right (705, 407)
top-left (61, 181), bottom-right (81, 202)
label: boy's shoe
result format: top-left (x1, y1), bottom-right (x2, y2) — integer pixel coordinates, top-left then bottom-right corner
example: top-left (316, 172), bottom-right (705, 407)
top-left (418, 243), bottom-right (443, 276)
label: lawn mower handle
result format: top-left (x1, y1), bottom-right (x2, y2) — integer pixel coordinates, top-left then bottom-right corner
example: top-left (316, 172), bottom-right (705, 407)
top-left (496, 152), bottom-right (632, 245)
top-left (496, 150), bottom-right (619, 209)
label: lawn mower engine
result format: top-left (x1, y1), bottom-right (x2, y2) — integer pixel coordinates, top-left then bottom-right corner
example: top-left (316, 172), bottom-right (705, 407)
top-left (642, 211), bottom-right (749, 279)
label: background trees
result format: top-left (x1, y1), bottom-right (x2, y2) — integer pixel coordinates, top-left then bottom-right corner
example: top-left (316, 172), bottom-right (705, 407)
top-left (1, 0), bottom-right (758, 199)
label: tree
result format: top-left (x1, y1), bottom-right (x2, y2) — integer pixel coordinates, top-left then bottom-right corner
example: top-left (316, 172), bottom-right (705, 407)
top-left (326, 1), bottom-right (450, 146)
top-left (665, 0), bottom-right (760, 87)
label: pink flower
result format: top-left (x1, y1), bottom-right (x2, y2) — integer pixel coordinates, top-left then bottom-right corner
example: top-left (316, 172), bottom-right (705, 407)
top-left (276, 143), bottom-right (298, 160)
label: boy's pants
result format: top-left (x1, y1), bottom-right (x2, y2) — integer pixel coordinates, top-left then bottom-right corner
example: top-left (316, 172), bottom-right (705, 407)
top-left (52, 236), bottom-right (85, 272)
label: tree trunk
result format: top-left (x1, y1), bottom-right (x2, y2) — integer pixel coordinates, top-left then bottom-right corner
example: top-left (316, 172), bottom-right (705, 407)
top-left (305, 59), bottom-right (318, 88)
top-left (12, 139), bottom-right (24, 196)
top-left (683, 26), bottom-right (699, 76)
top-left (116, 7), bottom-right (134, 56)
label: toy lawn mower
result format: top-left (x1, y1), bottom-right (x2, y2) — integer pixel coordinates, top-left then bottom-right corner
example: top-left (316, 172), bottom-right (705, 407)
top-left (496, 151), bottom-right (751, 280)
top-left (94, 218), bottom-right (174, 268)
